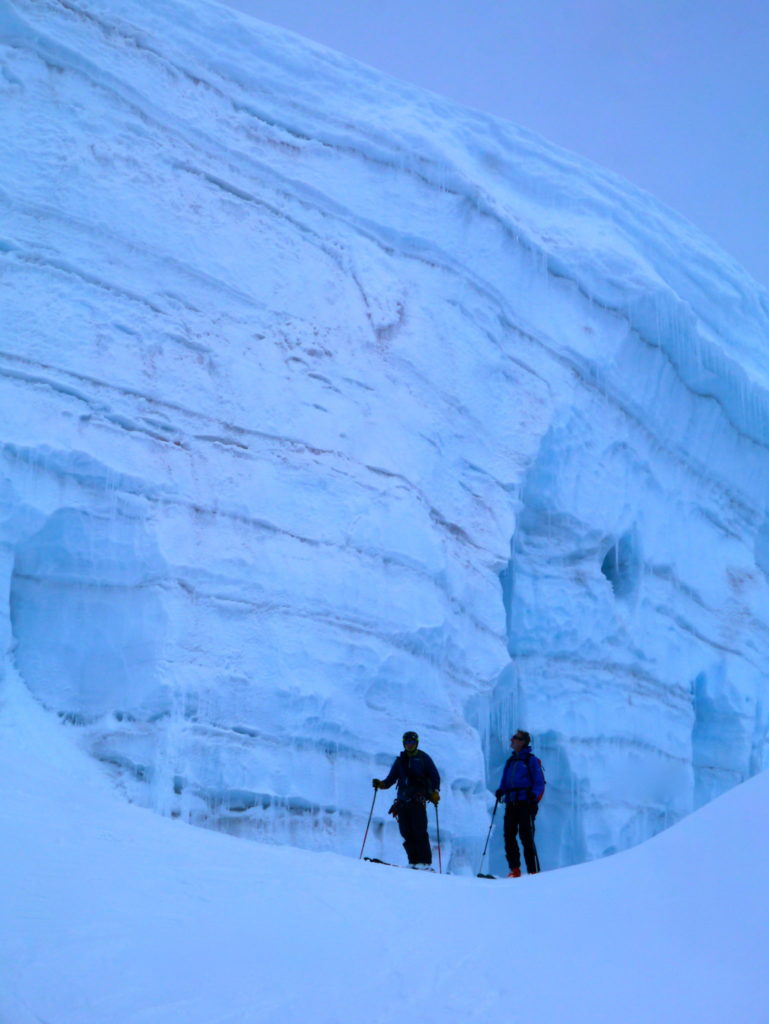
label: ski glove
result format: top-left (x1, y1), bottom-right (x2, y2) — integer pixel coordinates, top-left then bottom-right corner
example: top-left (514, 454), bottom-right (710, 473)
top-left (372, 778), bottom-right (384, 789)
top-left (428, 791), bottom-right (440, 805)
top-left (495, 789), bottom-right (504, 801)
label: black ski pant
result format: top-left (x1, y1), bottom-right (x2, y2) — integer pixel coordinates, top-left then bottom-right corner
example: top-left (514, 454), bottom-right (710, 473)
top-left (396, 799), bottom-right (432, 865)
top-left (504, 800), bottom-right (540, 874)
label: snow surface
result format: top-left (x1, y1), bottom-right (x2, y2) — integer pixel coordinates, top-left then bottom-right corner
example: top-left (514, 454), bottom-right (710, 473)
top-left (2, 0), bottom-right (769, 879)
top-left (2, 678), bottom-right (769, 1023)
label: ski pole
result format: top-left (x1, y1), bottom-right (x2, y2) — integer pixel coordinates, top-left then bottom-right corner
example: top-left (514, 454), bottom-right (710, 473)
top-left (434, 803), bottom-right (442, 874)
top-left (477, 798), bottom-right (499, 876)
top-left (359, 787), bottom-right (378, 859)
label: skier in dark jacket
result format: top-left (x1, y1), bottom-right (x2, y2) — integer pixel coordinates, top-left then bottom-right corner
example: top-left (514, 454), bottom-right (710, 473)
top-left (496, 729), bottom-right (545, 877)
top-left (373, 730), bottom-right (440, 867)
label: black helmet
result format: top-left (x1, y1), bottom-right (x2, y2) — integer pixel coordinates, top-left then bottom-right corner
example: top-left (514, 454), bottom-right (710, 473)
top-left (402, 730), bottom-right (419, 745)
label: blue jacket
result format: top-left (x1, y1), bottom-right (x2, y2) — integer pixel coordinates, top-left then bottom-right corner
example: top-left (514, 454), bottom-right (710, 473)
top-left (498, 747), bottom-right (545, 803)
top-left (381, 749), bottom-right (440, 802)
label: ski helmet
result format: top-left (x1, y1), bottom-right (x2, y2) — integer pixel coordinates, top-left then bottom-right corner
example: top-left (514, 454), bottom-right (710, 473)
top-left (402, 730), bottom-right (419, 745)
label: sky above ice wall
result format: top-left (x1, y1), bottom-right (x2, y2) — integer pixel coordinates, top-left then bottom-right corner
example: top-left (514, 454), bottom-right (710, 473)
top-left (220, 0), bottom-right (769, 291)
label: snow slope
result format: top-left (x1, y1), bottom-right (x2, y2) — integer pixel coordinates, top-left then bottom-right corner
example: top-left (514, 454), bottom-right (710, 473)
top-left (1, 0), bottom-right (769, 874)
top-left (2, 678), bottom-right (768, 1024)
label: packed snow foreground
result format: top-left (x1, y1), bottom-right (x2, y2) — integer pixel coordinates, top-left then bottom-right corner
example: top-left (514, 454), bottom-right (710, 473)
top-left (2, 675), bottom-right (769, 1022)
top-left (1, 0), bottom-right (769, 1003)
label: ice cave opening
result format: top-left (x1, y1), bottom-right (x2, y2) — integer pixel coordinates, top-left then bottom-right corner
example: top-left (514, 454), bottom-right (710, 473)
top-left (600, 529), bottom-right (640, 599)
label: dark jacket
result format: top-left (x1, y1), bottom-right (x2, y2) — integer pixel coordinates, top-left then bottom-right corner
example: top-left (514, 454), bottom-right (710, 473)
top-left (498, 746), bottom-right (545, 803)
top-left (380, 749), bottom-right (440, 802)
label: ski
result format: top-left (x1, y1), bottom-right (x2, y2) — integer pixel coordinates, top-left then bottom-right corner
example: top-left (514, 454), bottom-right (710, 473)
top-left (364, 857), bottom-right (434, 872)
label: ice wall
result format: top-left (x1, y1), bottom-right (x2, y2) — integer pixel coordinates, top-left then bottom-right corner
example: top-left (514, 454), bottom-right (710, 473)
top-left (1, 0), bottom-right (768, 872)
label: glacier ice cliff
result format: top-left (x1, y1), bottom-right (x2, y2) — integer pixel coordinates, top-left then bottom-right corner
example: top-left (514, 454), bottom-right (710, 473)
top-left (1, 0), bottom-right (768, 873)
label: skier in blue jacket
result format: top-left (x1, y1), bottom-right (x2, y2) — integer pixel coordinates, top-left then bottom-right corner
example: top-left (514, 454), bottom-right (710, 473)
top-left (496, 729), bottom-right (545, 876)
top-left (373, 731), bottom-right (440, 867)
